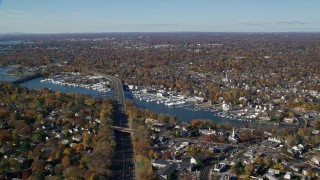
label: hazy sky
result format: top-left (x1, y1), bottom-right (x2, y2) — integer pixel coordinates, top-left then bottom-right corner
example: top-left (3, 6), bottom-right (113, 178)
top-left (0, 0), bottom-right (319, 33)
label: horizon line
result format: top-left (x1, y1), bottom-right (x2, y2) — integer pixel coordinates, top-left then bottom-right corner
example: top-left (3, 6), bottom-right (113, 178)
top-left (1, 31), bottom-right (320, 36)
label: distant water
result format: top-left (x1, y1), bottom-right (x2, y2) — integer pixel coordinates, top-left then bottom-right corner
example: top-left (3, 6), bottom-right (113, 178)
top-left (127, 96), bottom-right (233, 123)
top-left (0, 40), bottom-right (21, 45)
top-left (0, 66), bottom-right (16, 82)
top-left (20, 77), bottom-right (245, 124)
top-left (0, 68), bottom-right (247, 124)
top-left (20, 77), bottom-right (114, 99)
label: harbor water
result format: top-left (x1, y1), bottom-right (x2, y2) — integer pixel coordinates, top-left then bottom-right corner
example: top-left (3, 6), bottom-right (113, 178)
top-left (1, 67), bottom-right (248, 124)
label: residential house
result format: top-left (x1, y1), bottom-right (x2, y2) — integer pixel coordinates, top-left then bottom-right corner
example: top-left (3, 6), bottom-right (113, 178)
top-left (199, 127), bottom-right (216, 135)
top-left (265, 168), bottom-right (280, 180)
top-left (283, 117), bottom-right (296, 124)
top-left (310, 156), bottom-right (320, 166)
top-left (158, 163), bottom-right (178, 180)
top-left (284, 172), bottom-right (292, 179)
top-left (152, 159), bottom-right (169, 168)
top-left (214, 162), bottom-right (227, 173)
top-left (290, 164), bottom-right (303, 173)
top-left (219, 173), bottom-right (237, 180)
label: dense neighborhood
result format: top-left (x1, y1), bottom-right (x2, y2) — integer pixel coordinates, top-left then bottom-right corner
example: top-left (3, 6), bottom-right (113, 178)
top-left (0, 33), bottom-right (320, 179)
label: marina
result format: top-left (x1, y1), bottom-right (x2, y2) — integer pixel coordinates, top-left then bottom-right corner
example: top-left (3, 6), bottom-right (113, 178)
top-left (0, 67), bottom-right (250, 124)
top-left (40, 72), bottom-right (111, 94)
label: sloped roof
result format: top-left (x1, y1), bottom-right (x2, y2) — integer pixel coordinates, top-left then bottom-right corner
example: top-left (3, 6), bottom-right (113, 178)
top-left (158, 163), bottom-right (178, 176)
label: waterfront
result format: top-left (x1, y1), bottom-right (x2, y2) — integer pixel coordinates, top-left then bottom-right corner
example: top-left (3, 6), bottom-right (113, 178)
top-left (0, 68), bottom-right (247, 124)
top-left (0, 40), bottom-right (21, 45)
top-left (21, 77), bottom-right (246, 124)
top-left (20, 77), bottom-right (114, 99)
top-left (0, 66), bottom-right (16, 82)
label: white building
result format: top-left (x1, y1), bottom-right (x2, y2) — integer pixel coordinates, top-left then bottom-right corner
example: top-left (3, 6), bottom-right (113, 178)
top-left (228, 128), bottom-right (238, 143)
top-left (222, 101), bottom-right (233, 111)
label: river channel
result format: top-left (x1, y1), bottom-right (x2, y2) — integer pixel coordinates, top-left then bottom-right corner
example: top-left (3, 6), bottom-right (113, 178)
top-left (0, 67), bottom-right (248, 124)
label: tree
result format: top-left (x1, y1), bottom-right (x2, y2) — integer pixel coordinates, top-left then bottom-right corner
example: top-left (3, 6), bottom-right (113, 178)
top-left (245, 164), bottom-right (255, 176)
top-left (63, 166), bottom-right (84, 180)
top-left (0, 130), bottom-right (11, 142)
top-left (162, 151), bottom-right (171, 160)
top-left (54, 164), bottom-right (62, 176)
top-left (240, 129), bottom-right (251, 142)
top-left (298, 128), bottom-right (311, 136)
top-left (231, 161), bottom-right (244, 175)
top-left (62, 156), bottom-right (71, 169)
top-left (255, 156), bottom-right (263, 165)
top-left (31, 159), bottom-right (45, 174)
top-left (76, 143), bottom-right (84, 152)
top-left (315, 121), bottom-right (320, 130)
top-left (263, 157), bottom-right (271, 167)
top-left (273, 163), bottom-right (284, 171)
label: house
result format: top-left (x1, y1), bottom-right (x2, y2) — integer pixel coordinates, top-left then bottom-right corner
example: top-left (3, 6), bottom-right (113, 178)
top-left (265, 168), bottom-right (280, 180)
top-left (289, 144), bottom-right (306, 155)
top-left (61, 139), bottom-right (69, 145)
top-left (244, 150), bottom-right (256, 158)
top-left (15, 157), bottom-right (27, 164)
top-left (217, 145), bottom-right (233, 153)
top-left (303, 168), bottom-right (319, 177)
top-left (70, 143), bottom-right (78, 148)
top-left (151, 159), bottom-right (169, 168)
top-left (214, 163), bottom-right (227, 173)
top-left (283, 117), bottom-right (296, 124)
top-left (268, 168), bottom-right (280, 175)
top-left (151, 124), bottom-right (170, 133)
top-left (72, 135), bottom-right (82, 142)
top-left (222, 102), bottom-right (232, 111)
top-left (158, 163), bottom-right (178, 180)
top-left (220, 173), bottom-right (237, 180)
top-left (45, 164), bottom-right (54, 172)
top-left (250, 176), bottom-right (264, 180)
top-left (259, 116), bottom-right (271, 121)
top-left (180, 129), bottom-right (190, 138)
top-left (157, 136), bottom-right (168, 144)
top-left (176, 162), bottom-right (193, 172)
top-left (284, 172), bottom-right (292, 179)
top-left (190, 153), bottom-right (206, 165)
top-left (290, 164), bottom-right (303, 173)
top-left (302, 168), bottom-right (310, 176)
top-left (152, 159), bottom-right (169, 168)
top-left (176, 142), bottom-right (189, 151)
top-left (310, 156), bottom-right (320, 165)
top-left (199, 127), bottom-right (216, 135)
top-left (312, 130), bottom-right (320, 135)
top-left (155, 160), bottom-right (195, 179)
top-left (128, 85), bottom-right (134, 90)
top-left (268, 137), bottom-right (282, 143)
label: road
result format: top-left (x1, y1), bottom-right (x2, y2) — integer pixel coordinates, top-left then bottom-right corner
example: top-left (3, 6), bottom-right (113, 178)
top-left (279, 111), bottom-right (306, 132)
top-left (110, 126), bottom-right (140, 134)
top-left (105, 75), bottom-right (126, 113)
top-left (106, 75), bottom-right (135, 180)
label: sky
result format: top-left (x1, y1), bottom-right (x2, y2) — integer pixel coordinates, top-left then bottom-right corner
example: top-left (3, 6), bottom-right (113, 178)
top-left (0, 0), bottom-right (320, 33)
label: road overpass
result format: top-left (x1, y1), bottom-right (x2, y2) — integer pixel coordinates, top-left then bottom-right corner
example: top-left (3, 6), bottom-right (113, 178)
top-left (110, 126), bottom-right (141, 134)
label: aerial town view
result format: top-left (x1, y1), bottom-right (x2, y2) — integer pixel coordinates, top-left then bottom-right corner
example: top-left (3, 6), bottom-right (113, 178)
top-left (1, 0), bottom-right (320, 180)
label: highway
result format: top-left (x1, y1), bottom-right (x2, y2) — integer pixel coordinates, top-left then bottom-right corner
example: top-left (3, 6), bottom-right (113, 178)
top-left (106, 75), bottom-right (135, 180)
top-left (105, 75), bottom-right (126, 113)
